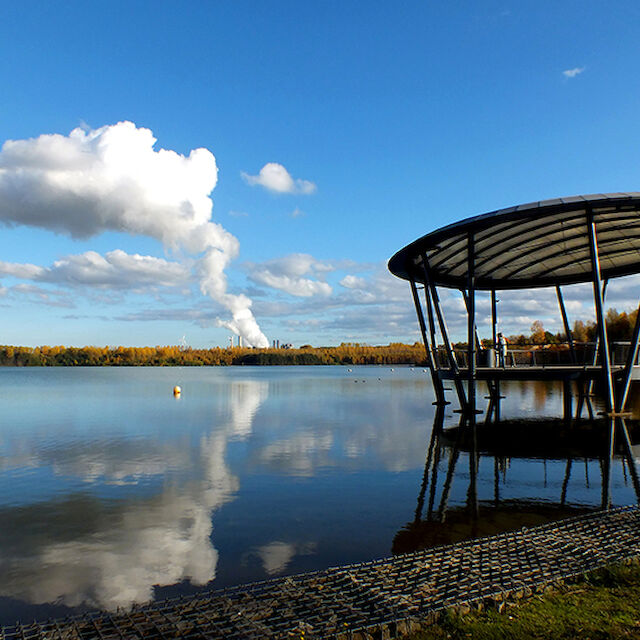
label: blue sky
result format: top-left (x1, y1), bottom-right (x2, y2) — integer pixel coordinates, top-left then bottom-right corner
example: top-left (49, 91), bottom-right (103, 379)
top-left (1, 2), bottom-right (640, 347)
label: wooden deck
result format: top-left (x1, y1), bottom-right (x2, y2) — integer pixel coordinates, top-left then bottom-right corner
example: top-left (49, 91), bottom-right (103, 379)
top-left (439, 364), bottom-right (637, 382)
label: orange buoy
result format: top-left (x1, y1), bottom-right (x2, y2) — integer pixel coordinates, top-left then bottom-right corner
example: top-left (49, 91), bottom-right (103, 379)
top-left (173, 385), bottom-right (181, 396)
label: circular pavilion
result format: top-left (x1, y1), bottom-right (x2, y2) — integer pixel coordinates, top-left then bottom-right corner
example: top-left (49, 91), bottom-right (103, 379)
top-left (389, 192), bottom-right (640, 291)
top-left (388, 192), bottom-right (640, 423)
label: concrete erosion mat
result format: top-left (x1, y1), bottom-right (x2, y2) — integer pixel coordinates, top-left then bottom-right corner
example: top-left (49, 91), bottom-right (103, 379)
top-left (3, 505), bottom-right (640, 639)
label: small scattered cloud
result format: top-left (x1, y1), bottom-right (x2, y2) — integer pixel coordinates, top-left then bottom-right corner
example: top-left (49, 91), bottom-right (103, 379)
top-left (256, 254), bottom-right (335, 277)
top-left (246, 255), bottom-right (640, 345)
top-left (245, 254), bottom-right (333, 298)
top-left (62, 314), bottom-right (111, 321)
top-left (290, 207), bottom-right (305, 218)
top-left (562, 66), bottom-right (585, 78)
top-left (339, 275), bottom-right (366, 289)
top-left (0, 250), bottom-right (191, 290)
top-left (0, 261), bottom-right (44, 280)
top-left (242, 163), bottom-right (316, 195)
top-left (248, 261), bottom-right (416, 342)
top-left (115, 307), bottom-right (223, 327)
top-left (99, 250), bottom-right (616, 345)
top-left (254, 274), bottom-right (331, 298)
top-left (9, 283), bottom-right (74, 308)
top-left (228, 210), bottom-right (249, 218)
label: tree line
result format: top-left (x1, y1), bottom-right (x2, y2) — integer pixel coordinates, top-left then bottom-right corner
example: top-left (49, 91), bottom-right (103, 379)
top-left (1, 308), bottom-right (637, 367)
top-left (503, 308), bottom-right (638, 346)
top-left (0, 342), bottom-right (429, 367)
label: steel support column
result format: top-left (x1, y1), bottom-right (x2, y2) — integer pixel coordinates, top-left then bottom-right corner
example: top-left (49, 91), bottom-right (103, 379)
top-left (588, 279), bottom-right (608, 371)
top-left (490, 289), bottom-right (502, 421)
top-left (467, 232), bottom-right (479, 517)
top-left (424, 273), bottom-right (439, 364)
top-left (467, 232), bottom-right (477, 422)
top-left (421, 256), bottom-right (468, 412)
top-left (463, 288), bottom-right (498, 420)
top-left (491, 290), bottom-right (497, 349)
top-left (587, 215), bottom-right (616, 414)
top-left (462, 290), bottom-right (482, 355)
top-left (410, 278), bottom-right (446, 406)
top-left (556, 285), bottom-right (577, 364)
top-left (617, 303), bottom-right (640, 413)
top-left (584, 280), bottom-right (609, 412)
top-left (588, 212), bottom-right (615, 509)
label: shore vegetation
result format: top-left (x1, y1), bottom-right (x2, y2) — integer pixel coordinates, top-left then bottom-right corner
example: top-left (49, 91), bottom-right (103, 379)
top-left (0, 342), bottom-right (429, 366)
top-left (405, 562), bottom-right (640, 639)
top-left (2, 308), bottom-right (637, 366)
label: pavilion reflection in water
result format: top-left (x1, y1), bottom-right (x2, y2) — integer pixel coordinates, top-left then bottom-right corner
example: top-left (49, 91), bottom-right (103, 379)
top-left (389, 193), bottom-right (640, 554)
top-left (393, 406), bottom-right (640, 555)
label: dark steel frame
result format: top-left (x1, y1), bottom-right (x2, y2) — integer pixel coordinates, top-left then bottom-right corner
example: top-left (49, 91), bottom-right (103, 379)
top-left (389, 193), bottom-right (640, 290)
top-left (394, 195), bottom-right (640, 509)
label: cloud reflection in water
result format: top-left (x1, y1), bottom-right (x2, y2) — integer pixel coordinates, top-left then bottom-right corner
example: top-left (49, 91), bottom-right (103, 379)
top-left (0, 379), bottom-right (268, 612)
top-left (0, 370), bottom-right (591, 622)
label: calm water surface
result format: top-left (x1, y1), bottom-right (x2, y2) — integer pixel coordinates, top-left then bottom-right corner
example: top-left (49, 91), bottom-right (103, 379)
top-left (0, 366), bottom-right (637, 623)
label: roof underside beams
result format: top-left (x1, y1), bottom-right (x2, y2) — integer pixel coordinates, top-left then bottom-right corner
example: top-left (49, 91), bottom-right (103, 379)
top-left (390, 196), bottom-right (640, 290)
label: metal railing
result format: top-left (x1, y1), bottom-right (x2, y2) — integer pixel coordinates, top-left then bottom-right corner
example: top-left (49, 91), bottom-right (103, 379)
top-left (432, 342), bottom-right (640, 369)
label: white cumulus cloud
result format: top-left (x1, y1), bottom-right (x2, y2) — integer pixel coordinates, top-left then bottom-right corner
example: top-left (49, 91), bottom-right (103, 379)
top-left (0, 121), bottom-right (268, 346)
top-left (339, 274), bottom-right (367, 289)
top-left (242, 162), bottom-right (316, 194)
top-left (0, 261), bottom-right (45, 280)
top-left (253, 273), bottom-right (332, 297)
top-left (0, 250), bottom-right (190, 290)
top-left (562, 66), bottom-right (585, 78)
top-left (246, 253), bottom-right (333, 297)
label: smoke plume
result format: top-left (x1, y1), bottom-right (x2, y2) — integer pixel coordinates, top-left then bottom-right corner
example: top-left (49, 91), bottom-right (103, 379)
top-left (0, 121), bottom-right (269, 346)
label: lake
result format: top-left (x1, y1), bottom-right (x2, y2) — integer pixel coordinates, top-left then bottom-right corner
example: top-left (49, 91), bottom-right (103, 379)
top-left (0, 365), bottom-right (637, 624)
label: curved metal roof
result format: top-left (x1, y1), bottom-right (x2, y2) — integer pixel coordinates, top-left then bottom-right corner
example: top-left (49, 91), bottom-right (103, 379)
top-left (388, 192), bottom-right (640, 290)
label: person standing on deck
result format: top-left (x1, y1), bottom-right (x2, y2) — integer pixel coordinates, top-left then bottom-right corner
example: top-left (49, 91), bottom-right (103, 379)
top-left (498, 332), bottom-right (508, 367)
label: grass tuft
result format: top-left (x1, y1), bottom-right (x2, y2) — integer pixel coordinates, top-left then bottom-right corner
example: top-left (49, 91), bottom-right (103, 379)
top-left (405, 561), bottom-right (640, 639)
